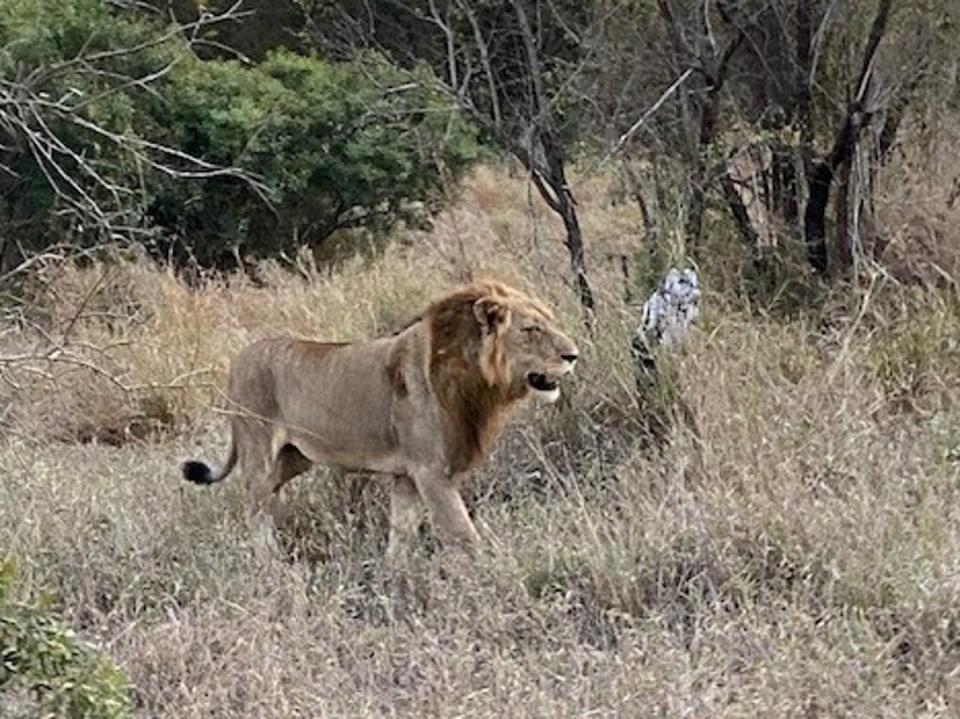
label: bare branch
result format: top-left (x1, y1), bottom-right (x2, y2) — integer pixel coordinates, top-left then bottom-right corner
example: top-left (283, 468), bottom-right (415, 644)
top-left (0, 1), bottom-right (278, 281)
top-left (855, 0), bottom-right (893, 105)
top-left (656, 0), bottom-right (692, 63)
top-left (600, 67), bottom-right (695, 167)
top-left (427, 0), bottom-right (458, 92)
top-left (510, 0), bottom-right (547, 120)
top-left (456, 0), bottom-right (502, 129)
top-left (63, 1), bottom-right (251, 68)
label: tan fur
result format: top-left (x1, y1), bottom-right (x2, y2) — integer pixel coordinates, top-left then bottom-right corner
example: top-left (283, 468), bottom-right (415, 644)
top-left (181, 280), bottom-right (579, 557)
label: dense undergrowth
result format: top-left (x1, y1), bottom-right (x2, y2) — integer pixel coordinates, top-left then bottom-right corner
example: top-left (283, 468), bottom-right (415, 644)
top-left (2, 162), bottom-right (960, 717)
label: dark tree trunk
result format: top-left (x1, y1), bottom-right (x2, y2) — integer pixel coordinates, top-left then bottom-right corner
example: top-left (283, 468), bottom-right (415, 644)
top-left (721, 174), bottom-right (760, 252)
top-left (771, 144), bottom-right (799, 225)
top-left (684, 80), bottom-right (720, 251)
top-left (802, 0), bottom-right (891, 275)
top-left (620, 155), bottom-right (655, 240)
top-left (519, 137), bottom-right (597, 322)
top-left (795, 0), bottom-right (815, 178)
top-left (835, 157), bottom-right (853, 270)
top-left (534, 127), bottom-right (596, 320)
top-left (508, 0), bottom-right (595, 323)
top-left (685, 179), bottom-right (706, 250)
top-left (688, 34), bottom-right (742, 252)
top-left (527, 172), bottom-right (596, 320)
top-left (804, 108), bottom-right (869, 274)
top-left (804, 162), bottom-right (833, 274)
top-left (558, 195), bottom-right (596, 316)
top-left (876, 72), bottom-right (923, 164)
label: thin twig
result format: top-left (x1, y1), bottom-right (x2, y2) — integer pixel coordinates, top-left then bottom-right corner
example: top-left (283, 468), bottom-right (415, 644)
top-left (598, 67), bottom-right (695, 168)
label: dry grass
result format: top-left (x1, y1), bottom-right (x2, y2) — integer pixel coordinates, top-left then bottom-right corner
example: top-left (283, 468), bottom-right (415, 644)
top-left (872, 119), bottom-right (960, 285)
top-left (3, 163), bottom-right (960, 717)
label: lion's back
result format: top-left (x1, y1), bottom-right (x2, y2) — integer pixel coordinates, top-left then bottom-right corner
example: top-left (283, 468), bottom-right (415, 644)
top-left (225, 336), bottom-right (371, 426)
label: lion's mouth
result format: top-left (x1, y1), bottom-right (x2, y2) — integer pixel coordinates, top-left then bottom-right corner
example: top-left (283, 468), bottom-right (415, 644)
top-left (527, 372), bottom-right (559, 393)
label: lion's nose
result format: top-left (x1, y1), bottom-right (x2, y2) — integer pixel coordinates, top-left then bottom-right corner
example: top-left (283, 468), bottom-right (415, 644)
top-left (561, 352), bottom-right (579, 364)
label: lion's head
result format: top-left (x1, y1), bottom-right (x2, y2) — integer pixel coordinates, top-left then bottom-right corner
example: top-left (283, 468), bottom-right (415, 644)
top-left (427, 280), bottom-right (579, 405)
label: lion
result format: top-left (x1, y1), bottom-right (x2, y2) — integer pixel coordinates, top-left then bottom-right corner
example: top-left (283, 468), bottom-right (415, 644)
top-left (181, 280), bottom-right (579, 557)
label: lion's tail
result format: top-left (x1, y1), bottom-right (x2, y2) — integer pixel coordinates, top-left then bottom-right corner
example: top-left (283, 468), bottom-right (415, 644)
top-left (181, 435), bottom-right (238, 486)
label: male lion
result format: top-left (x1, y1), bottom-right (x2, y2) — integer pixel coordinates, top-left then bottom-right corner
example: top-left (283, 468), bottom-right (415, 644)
top-left (181, 280), bottom-right (579, 557)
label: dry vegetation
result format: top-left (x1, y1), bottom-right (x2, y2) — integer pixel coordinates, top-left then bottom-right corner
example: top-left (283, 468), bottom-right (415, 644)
top-left (3, 157), bottom-right (960, 717)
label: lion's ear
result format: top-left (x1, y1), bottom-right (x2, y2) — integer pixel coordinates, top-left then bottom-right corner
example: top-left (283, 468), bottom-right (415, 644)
top-left (473, 297), bottom-right (510, 333)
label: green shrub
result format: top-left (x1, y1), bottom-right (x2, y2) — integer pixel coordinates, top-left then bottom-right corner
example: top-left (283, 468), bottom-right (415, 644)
top-left (0, 0), bottom-right (481, 270)
top-left (0, 559), bottom-right (131, 718)
top-left (150, 50), bottom-right (481, 266)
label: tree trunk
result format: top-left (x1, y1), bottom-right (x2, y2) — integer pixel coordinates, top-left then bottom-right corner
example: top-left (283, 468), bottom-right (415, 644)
top-left (685, 79), bottom-right (721, 251)
top-left (804, 162), bottom-right (833, 273)
top-left (675, 29), bottom-right (741, 253)
top-left (508, 0), bottom-right (595, 323)
top-left (619, 155), bottom-right (655, 240)
top-left (557, 193), bottom-right (596, 316)
top-left (771, 143), bottom-right (799, 225)
top-left (803, 0), bottom-right (892, 274)
top-left (835, 157), bottom-right (853, 270)
top-left (795, 0), bottom-right (815, 179)
top-left (534, 128), bottom-right (597, 322)
top-left (804, 108), bottom-right (868, 274)
top-left (721, 174), bottom-right (760, 253)
top-left (530, 164), bottom-right (596, 317)
top-left (685, 173), bottom-right (707, 251)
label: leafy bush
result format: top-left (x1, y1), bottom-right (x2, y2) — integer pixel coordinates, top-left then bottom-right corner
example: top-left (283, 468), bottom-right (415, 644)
top-left (0, 0), bottom-right (179, 259)
top-left (150, 51), bottom-right (481, 266)
top-left (0, 559), bottom-right (131, 718)
top-left (0, 0), bottom-right (480, 271)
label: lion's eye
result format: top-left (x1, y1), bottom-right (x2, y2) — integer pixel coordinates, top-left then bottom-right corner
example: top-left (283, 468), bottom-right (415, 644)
top-left (522, 325), bottom-right (541, 334)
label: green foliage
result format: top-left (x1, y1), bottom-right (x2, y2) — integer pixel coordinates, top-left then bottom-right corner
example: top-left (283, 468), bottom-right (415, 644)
top-left (0, 0), bottom-right (181, 255)
top-left (0, 0), bottom-right (481, 270)
top-left (0, 559), bottom-right (131, 718)
top-left (0, 0), bottom-right (132, 67)
top-left (150, 51), bottom-right (481, 265)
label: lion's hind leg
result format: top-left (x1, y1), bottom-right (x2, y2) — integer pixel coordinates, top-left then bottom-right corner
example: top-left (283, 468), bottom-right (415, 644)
top-left (271, 443), bottom-right (313, 494)
top-left (248, 431), bottom-right (314, 556)
top-left (231, 417), bottom-right (278, 553)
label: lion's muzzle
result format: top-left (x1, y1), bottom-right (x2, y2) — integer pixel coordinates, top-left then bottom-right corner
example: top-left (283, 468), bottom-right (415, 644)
top-left (527, 372), bottom-right (559, 393)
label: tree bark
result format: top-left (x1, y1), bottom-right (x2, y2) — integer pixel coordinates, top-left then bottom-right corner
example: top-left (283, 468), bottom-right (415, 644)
top-left (803, 0), bottom-right (891, 274)
top-left (532, 128), bottom-right (597, 318)
top-left (559, 194), bottom-right (596, 316)
top-left (804, 162), bottom-right (832, 273)
top-left (835, 156), bottom-right (853, 270)
top-left (795, 0), bottom-right (815, 178)
top-left (653, 10), bottom-right (742, 253)
top-left (619, 155), bottom-right (655, 240)
top-left (771, 143), bottom-right (799, 225)
top-left (510, 0), bottom-right (596, 322)
top-left (684, 54), bottom-right (735, 252)
top-left (804, 108), bottom-right (868, 274)
top-left (721, 173), bottom-right (760, 252)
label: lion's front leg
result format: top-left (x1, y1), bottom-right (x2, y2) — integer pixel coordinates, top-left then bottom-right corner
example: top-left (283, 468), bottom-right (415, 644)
top-left (386, 475), bottom-right (423, 560)
top-left (412, 468), bottom-right (480, 554)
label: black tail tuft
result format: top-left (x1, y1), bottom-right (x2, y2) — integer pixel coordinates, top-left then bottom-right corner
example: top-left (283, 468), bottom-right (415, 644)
top-left (182, 460), bottom-right (215, 485)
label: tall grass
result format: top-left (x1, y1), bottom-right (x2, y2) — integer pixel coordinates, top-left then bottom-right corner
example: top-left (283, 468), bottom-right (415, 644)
top-left (2, 162), bottom-right (960, 717)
